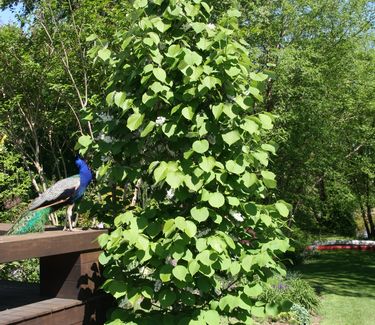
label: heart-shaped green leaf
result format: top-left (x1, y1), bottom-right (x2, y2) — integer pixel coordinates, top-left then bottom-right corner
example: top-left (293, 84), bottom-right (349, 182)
top-left (192, 139), bottom-right (209, 153)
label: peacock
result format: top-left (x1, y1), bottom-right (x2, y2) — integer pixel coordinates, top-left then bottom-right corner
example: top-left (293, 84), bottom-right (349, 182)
top-left (7, 155), bottom-right (93, 235)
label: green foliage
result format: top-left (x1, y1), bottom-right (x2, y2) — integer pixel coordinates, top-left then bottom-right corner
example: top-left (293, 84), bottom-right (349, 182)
top-left (242, 0), bottom-right (375, 237)
top-left (0, 0), bottom-right (130, 200)
top-left (0, 24), bottom-right (77, 181)
top-left (82, 0), bottom-right (290, 323)
top-left (282, 227), bottom-right (313, 266)
top-left (0, 140), bottom-right (31, 222)
top-left (260, 273), bottom-right (320, 314)
top-left (0, 259), bottom-right (39, 283)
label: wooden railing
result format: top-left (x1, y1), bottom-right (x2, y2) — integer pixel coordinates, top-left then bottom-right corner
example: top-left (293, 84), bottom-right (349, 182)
top-left (0, 224), bottom-right (112, 325)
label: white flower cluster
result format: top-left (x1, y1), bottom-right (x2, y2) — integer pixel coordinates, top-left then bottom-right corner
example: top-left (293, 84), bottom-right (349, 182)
top-left (207, 23), bottom-right (216, 30)
top-left (97, 112), bottom-right (114, 122)
top-left (155, 116), bottom-right (166, 126)
top-left (197, 228), bottom-right (210, 237)
top-left (154, 280), bottom-right (162, 292)
top-left (229, 210), bottom-right (244, 222)
top-left (227, 95), bottom-right (235, 102)
top-left (182, 23), bottom-right (190, 32)
top-left (166, 256), bottom-right (177, 266)
top-left (98, 132), bottom-right (115, 143)
top-left (166, 188), bottom-right (175, 200)
top-left (207, 134), bottom-right (216, 144)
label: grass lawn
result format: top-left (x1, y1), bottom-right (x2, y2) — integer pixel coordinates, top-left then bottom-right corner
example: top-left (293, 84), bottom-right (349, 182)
top-left (294, 250), bottom-right (375, 325)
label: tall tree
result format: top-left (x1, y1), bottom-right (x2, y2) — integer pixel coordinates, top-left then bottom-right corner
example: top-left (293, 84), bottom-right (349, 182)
top-left (80, 0), bottom-right (291, 323)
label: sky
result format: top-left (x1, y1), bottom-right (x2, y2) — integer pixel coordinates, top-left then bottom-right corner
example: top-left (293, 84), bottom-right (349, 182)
top-left (0, 6), bottom-right (20, 25)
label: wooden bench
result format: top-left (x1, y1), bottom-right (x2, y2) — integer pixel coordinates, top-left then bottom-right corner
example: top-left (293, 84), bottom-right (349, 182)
top-left (0, 224), bottom-right (112, 324)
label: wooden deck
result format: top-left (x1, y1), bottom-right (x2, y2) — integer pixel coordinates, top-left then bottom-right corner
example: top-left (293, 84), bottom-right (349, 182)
top-left (0, 297), bottom-right (85, 325)
top-left (0, 281), bottom-right (43, 311)
top-left (0, 224), bottom-right (113, 324)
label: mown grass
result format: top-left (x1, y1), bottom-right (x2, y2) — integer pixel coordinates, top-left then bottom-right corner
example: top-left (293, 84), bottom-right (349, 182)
top-left (294, 250), bottom-right (375, 325)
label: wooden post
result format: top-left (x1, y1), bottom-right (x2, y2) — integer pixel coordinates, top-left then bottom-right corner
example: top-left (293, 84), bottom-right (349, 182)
top-left (40, 250), bottom-right (101, 299)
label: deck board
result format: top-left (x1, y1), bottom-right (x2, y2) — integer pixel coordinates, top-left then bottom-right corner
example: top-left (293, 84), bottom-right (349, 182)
top-left (0, 281), bottom-right (45, 311)
top-left (0, 297), bottom-right (82, 325)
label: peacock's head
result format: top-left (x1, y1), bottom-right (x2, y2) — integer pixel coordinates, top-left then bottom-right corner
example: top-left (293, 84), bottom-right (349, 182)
top-left (75, 155), bottom-right (89, 170)
top-left (74, 154), bottom-right (82, 167)
top-left (75, 155), bottom-right (93, 184)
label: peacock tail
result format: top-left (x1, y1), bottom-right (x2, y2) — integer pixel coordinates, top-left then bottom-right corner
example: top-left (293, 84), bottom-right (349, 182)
top-left (7, 207), bottom-right (53, 235)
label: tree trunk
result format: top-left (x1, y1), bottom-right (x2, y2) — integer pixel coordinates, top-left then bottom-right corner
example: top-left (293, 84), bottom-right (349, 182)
top-left (366, 204), bottom-right (375, 239)
top-left (365, 178), bottom-right (375, 238)
top-left (359, 199), bottom-right (371, 238)
top-left (318, 175), bottom-right (327, 202)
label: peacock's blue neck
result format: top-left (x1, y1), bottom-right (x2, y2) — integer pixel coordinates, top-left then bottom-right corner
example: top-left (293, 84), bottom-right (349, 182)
top-left (80, 166), bottom-right (92, 189)
top-left (74, 159), bottom-right (93, 200)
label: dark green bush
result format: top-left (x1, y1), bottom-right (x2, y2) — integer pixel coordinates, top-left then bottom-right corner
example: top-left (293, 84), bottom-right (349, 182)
top-left (284, 227), bottom-right (314, 266)
top-left (0, 259), bottom-right (39, 283)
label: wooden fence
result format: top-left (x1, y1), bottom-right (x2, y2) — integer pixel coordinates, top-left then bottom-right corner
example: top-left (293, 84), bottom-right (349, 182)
top-left (0, 224), bottom-right (112, 324)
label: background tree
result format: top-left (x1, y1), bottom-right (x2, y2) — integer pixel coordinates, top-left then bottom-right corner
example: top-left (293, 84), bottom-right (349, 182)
top-left (0, 0), bottom-right (130, 224)
top-left (0, 135), bottom-right (31, 222)
top-left (240, 0), bottom-right (375, 237)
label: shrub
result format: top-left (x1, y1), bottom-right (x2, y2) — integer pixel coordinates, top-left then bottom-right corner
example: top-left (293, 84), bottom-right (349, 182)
top-left (260, 273), bottom-right (320, 313)
top-left (0, 259), bottom-right (39, 283)
top-left (284, 227), bottom-right (314, 266)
